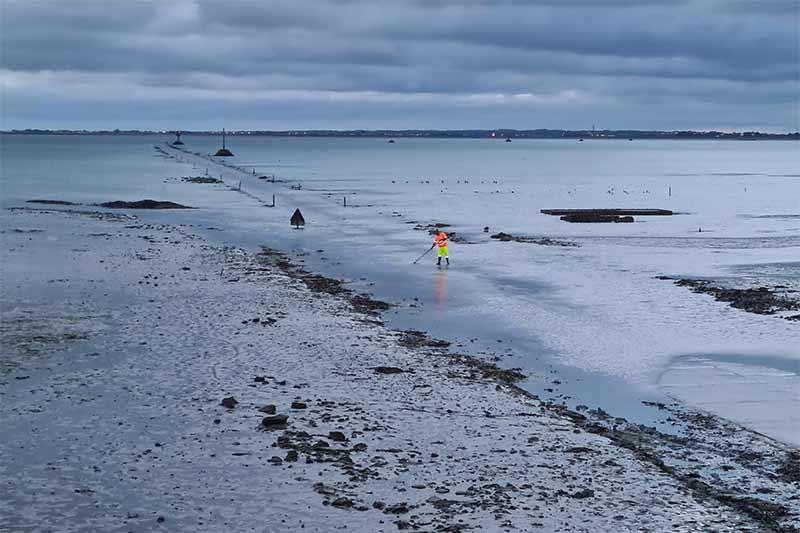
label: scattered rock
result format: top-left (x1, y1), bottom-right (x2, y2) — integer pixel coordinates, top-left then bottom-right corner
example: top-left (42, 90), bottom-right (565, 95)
top-left (777, 450), bottom-right (800, 483)
top-left (181, 176), bottom-right (222, 184)
top-left (328, 431), bottom-right (347, 442)
top-left (331, 497), bottom-right (354, 508)
top-left (291, 401), bottom-right (307, 409)
top-left (566, 446), bottom-right (594, 454)
top-left (262, 415), bottom-right (289, 428)
top-left (373, 366), bottom-right (406, 375)
top-left (220, 396), bottom-right (238, 409)
top-left (384, 503), bottom-right (410, 514)
top-left (285, 450), bottom-right (299, 462)
top-left (258, 405), bottom-right (276, 414)
top-left (313, 482), bottom-right (337, 496)
top-left (671, 279), bottom-right (800, 316)
top-left (571, 488), bottom-right (595, 499)
top-left (268, 456), bottom-right (283, 465)
top-left (490, 232), bottom-right (578, 247)
top-left (397, 329), bottom-right (450, 349)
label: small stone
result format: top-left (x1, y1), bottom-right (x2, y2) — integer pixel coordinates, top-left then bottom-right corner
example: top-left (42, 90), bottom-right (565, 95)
top-left (384, 503), bottom-right (409, 514)
top-left (328, 431), bottom-right (347, 442)
top-left (156, 516), bottom-right (165, 523)
top-left (571, 488), bottom-right (594, 499)
top-left (373, 501), bottom-right (386, 510)
top-left (213, 419), bottom-right (221, 424)
top-left (254, 376), bottom-right (267, 383)
top-left (332, 497), bottom-right (353, 508)
top-left (313, 440), bottom-right (330, 448)
top-left (313, 482), bottom-right (337, 496)
top-left (262, 415), bottom-right (289, 428)
top-left (285, 450), bottom-right (299, 462)
top-left (352, 443), bottom-right (368, 452)
top-left (373, 366), bottom-right (405, 374)
top-left (291, 401), bottom-right (307, 409)
top-left (220, 396), bottom-right (238, 409)
top-left (258, 405), bottom-right (277, 414)
top-left (566, 447), bottom-right (593, 454)
top-left (268, 456), bottom-right (283, 465)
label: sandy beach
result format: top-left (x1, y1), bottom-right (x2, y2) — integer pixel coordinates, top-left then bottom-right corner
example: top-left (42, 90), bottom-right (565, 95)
top-left (1, 204), bottom-right (798, 532)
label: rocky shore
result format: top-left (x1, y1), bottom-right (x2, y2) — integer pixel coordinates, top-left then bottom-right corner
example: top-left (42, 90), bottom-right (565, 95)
top-left (1, 207), bottom-right (798, 532)
top-left (657, 276), bottom-right (800, 320)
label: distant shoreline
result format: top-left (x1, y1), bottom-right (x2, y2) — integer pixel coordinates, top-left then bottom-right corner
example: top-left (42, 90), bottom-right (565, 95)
top-left (3, 129), bottom-right (798, 140)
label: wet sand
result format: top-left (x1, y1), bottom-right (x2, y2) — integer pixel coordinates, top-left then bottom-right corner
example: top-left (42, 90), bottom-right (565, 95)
top-left (1, 207), bottom-right (798, 532)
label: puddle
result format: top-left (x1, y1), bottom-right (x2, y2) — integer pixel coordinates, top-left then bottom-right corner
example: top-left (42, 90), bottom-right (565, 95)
top-left (660, 353), bottom-right (800, 445)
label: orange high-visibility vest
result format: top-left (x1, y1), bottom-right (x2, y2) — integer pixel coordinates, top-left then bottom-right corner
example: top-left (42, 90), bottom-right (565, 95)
top-left (433, 232), bottom-right (448, 248)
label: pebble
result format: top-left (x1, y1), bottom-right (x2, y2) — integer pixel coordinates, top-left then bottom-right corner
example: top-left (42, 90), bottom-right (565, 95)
top-left (220, 396), bottom-right (238, 408)
top-left (262, 415), bottom-right (289, 428)
top-left (328, 431), bottom-right (347, 442)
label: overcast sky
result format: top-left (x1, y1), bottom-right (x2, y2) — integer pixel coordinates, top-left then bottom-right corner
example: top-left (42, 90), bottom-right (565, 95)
top-left (1, 0), bottom-right (798, 131)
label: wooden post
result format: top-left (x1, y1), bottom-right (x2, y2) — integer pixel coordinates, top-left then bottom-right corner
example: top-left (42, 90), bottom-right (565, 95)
top-left (669, 186), bottom-right (672, 197)
top-left (344, 196), bottom-right (347, 207)
top-left (272, 194), bottom-right (275, 207)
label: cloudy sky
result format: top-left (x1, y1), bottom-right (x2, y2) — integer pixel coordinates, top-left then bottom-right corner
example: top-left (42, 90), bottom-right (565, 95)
top-left (1, 0), bottom-right (798, 131)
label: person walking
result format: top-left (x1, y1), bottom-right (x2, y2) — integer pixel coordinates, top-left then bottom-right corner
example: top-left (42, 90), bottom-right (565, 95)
top-left (433, 228), bottom-right (449, 266)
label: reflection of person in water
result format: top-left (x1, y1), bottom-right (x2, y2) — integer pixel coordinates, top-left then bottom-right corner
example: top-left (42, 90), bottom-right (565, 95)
top-left (434, 269), bottom-right (447, 309)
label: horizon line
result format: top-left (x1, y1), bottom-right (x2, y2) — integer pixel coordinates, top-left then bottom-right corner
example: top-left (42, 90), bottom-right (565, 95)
top-left (3, 128), bottom-right (798, 137)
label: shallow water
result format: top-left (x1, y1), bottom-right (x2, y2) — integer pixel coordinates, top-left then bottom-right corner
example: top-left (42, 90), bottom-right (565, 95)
top-left (2, 133), bottom-right (799, 443)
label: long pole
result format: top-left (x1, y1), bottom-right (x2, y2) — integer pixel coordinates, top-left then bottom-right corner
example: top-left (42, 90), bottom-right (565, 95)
top-left (413, 245), bottom-right (436, 264)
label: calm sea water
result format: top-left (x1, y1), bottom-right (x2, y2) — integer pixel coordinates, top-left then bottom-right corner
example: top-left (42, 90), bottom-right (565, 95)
top-left (3, 133), bottom-right (797, 205)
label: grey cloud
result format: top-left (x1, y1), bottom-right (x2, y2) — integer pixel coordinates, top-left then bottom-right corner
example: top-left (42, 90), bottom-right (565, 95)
top-left (1, 0), bottom-right (797, 130)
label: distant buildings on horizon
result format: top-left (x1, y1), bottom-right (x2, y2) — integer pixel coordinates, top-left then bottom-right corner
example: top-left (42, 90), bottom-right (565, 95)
top-left (3, 128), bottom-right (797, 140)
